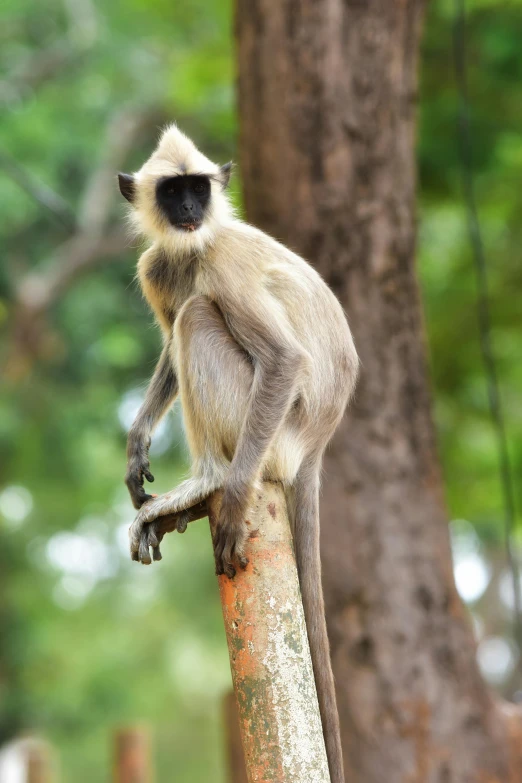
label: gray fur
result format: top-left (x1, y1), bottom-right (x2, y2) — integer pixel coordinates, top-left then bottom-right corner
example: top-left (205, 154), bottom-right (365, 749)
top-left (125, 340), bottom-right (178, 510)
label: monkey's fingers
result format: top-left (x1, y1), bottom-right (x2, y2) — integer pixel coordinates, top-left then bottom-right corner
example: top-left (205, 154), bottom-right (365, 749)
top-left (146, 526), bottom-right (160, 548)
top-left (138, 536), bottom-right (152, 565)
top-left (130, 501), bottom-right (207, 565)
top-left (129, 518), bottom-right (151, 562)
top-left (132, 516), bottom-right (174, 564)
top-left (151, 513), bottom-right (181, 538)
top-left (144, 469), bottom-right (155, 483)
top-left (130, 485), bottom-right (154, 510)
top-left (214, 521), bottom-right (250, 579)
top-left (136, 521), bottom-right (164, 565)
top-left (176, 511), bottom-right (189, 534)
top-left (214, 527), bottom-right (236, 579)
top-left (213, 527), bottom-right (227, 575)
top-left (129, 526), bottom-right (140, 559)
top-left (125, 468), bottom-right (153, 510)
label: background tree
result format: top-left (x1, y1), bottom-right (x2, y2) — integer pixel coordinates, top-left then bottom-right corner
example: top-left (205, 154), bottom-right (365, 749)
top-left (236, 0), bottom-right (522, 780)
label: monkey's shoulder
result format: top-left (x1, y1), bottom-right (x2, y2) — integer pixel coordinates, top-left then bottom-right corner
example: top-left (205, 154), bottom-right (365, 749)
top-left (209, 222), bottom-right (331, 299)
top-left (213, 221), bottom-right (290, 262)
top-left (205, 222), bottom-right (301, 279)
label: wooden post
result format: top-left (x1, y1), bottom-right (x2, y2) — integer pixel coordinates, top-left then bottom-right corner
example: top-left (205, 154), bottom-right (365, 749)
top-left (26, 740), bottom-right (54, 783)
top-left (113, 727), bottom-right (151, 783)
top-left (209, 482), bottom-right (330, 783)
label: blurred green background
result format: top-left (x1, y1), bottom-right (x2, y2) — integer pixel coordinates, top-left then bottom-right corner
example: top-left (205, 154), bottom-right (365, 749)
top-left (0, 0), bottom-right (521, 779)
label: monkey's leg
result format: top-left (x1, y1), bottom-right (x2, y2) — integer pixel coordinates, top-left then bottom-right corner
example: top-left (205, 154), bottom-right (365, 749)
top-left (130, 296), bottom-right (253, 565)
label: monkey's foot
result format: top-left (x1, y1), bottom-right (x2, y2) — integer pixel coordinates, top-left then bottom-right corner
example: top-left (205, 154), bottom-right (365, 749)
top-left (130, 510), bottom-right (187, 565)
top-left (130, 500), bottom-right (209, 564)
top-left (129, 477), bottom-right (218, 563)
top-left (213, 492), bottom-right (250, 579)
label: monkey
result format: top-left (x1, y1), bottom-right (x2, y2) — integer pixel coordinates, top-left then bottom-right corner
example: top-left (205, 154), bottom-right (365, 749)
top-left (118, 124), bottom-right (358, 783)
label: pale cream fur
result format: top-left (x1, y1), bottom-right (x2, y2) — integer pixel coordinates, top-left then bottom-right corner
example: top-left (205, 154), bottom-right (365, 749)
top-left (127, 125), bottom-right (358, 520)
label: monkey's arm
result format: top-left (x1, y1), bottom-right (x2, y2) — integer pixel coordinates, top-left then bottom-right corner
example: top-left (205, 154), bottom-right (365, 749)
top-left (125, 340), bottom-right (178, 509)
top-left (214, 292), bottom-right (309, 575)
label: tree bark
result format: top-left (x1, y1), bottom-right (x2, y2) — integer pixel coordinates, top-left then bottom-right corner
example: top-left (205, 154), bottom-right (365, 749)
top-left (236, 1), bottom-right (522, 781)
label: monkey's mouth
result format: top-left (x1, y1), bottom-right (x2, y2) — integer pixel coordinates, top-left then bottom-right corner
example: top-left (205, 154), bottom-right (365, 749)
top-left (176, 221), bottom-right (202, 232)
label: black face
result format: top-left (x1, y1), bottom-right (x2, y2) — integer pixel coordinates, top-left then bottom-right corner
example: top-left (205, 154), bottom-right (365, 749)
top-left (155, 175), bottom-right (211, 232)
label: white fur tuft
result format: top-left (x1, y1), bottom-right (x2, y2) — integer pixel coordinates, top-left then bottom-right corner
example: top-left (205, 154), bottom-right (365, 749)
top-left (127, 124), bottom-right (234, 255)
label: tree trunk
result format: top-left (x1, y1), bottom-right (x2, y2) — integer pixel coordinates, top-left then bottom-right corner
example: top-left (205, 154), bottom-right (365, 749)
top-left (235, 1), bottom-right (522, 780)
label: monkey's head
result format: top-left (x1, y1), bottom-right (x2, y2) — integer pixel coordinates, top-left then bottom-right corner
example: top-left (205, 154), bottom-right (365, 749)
top-left (118, 124), bottom-right (233, 254)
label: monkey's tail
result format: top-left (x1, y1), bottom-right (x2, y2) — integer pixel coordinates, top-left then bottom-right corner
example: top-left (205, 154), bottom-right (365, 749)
top-left (290, 457), bottom-right (345, 783)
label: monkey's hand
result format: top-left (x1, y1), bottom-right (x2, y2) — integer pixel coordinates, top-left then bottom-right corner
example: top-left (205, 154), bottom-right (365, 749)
top-left (125, 455), bottom-right (155, 510)
top-left (213, 487), bottom-right (250, 579)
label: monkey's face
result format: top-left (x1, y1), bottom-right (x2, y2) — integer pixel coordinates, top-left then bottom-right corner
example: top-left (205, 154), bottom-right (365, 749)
top-left (118, 130), bottom-right (233, 248)
top-left (155, 175), bottom-right (211, 232)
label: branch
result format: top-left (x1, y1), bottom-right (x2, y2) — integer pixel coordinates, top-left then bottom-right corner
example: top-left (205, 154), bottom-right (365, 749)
top-left (3, 105), bottom-right (167, 378)
top-left (15, 227), bottom-right (130, 313)
top-left (4, 228), bottom-right (131, 380)
top-left (62, 0), bottom-right (99, 49)
top-left (0, 0), bottom-right (99, 105)
top-left (0, 150), bottom-right (76, 230)
top-left (0, 42), bottom-right (80, 104)
top-left (78, 105), bottom-right (164, 234)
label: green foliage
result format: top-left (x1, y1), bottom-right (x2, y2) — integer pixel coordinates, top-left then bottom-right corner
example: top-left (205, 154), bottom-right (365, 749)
top-left (0, 0), bottom-right (235, 779)
top-left (0, 0), bottom-right (521, 778)
top-left (419, 1), bottom-right (522, 539)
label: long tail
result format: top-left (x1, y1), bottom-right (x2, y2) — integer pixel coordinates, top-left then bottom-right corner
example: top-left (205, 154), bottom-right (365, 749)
top-left (288, 457), bottom-right (345, 783)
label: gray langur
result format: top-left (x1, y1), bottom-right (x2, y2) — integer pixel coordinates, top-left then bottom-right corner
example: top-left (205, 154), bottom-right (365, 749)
top-left (118, 124), bottom-right (358, 783)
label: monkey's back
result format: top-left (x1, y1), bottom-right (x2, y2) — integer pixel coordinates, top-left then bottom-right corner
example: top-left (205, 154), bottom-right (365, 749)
top-left (205, 221), bottom-right (359, 416)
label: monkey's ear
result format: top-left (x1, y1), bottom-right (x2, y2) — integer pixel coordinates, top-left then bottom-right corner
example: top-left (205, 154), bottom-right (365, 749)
top-left (118, 173), bottom-right (136, 203)
top-left (220, 162), bottom-right (234, 189)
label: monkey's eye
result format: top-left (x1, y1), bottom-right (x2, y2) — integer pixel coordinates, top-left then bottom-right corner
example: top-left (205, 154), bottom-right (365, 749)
top-left (193, 183), bottom-right (205, 194)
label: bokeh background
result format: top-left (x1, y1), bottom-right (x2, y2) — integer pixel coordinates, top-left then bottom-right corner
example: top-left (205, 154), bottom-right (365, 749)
top-left (0, 0), bottom-right (521, 780)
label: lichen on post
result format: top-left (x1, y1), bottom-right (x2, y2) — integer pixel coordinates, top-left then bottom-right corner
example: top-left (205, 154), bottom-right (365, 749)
top-left (209, 482), bottom-right (331, 783)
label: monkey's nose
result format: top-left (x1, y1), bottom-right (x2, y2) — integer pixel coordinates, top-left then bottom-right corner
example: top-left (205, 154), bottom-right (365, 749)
top-left (182, 202), bottom-right (194, 213)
